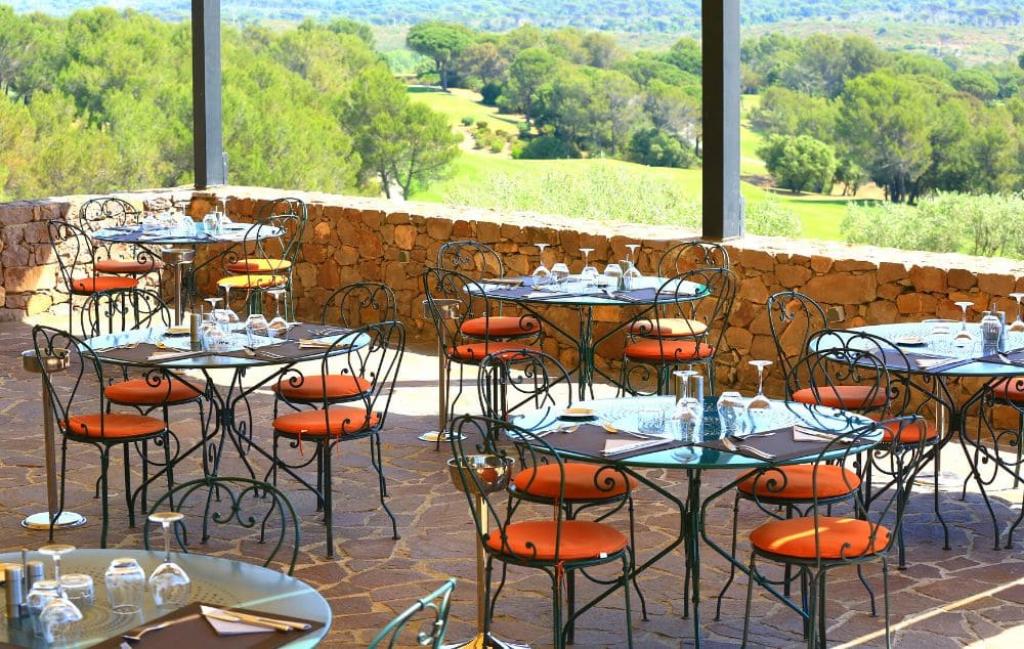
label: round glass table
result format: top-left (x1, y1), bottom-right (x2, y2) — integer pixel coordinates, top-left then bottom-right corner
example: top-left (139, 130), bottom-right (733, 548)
top-left (0, 549), bottom-right (330, 648)
top-left (516, 395), bottom-right (879, 648)
top-left (478, 276), bottom-right (709, 399)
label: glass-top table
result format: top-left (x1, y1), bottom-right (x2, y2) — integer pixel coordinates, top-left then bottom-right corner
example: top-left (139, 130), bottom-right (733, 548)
top-left (0, 549), bottom-right (330, 648)
top-left (90, 223), bottom-right (284, 246)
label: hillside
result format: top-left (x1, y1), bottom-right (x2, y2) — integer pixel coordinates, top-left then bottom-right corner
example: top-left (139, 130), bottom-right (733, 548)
top-left (13, 0), bottom-right (1024, 32)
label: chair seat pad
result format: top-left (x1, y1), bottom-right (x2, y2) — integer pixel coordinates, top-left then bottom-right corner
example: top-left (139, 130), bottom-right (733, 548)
top-left (217, 274), bottom-right (287, 289)
top-left (273, 406), bottom-right (379, 437)
top-left (225, 258), bottom-right (292, 273)
top-left (71, 276), bottom-right (138, 294)
top-left (879, 418), bottom-right (939, 444)
top-left (449, 341), bottom-right (539, 363)
top-left (512, 462), bottom-right (636, 501)
top-left (95, 259), bottom-right (162, 274)
top-left (105, 377), bottom-right (203, 406)
top-left (486, 520), bottom-right (627, 562)
top-left (63, 413), bottom-right (166, 439)
top-left (460, 315), bottom-right (541, 338)
top-left (737, 464), bottom-right (860, 501)
top-left (994, 377), bottom-right (1024, 403)
top-left (273, 374), bottom-right (371, 401)
top-left (629, 318), bottom-right (708, 338)
top-left (791, 385), bottom-right (887, 410)
top-left (623, 339), bottom-right (714, 362)
top-left (750, 516), bottom-right (890, 560)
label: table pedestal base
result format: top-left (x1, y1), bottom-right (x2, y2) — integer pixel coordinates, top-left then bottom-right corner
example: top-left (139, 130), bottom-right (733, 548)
top-left (20, 511), bottom-right (86, 530)
top-left (444, 633), bottom-right (530, 649)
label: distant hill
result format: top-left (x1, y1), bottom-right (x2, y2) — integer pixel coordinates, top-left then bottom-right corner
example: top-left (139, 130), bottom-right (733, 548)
top-left (12, 0), bottom-right (1024, 32)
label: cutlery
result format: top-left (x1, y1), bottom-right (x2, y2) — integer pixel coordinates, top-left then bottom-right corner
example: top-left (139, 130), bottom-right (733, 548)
top-left (122, 613), bottom-right (200, 641)
top-left (738, 431), bottom-right (777, 439)
top-left (200, 605), bottom-right (311, 631)
top-left (721, 436), bottom-right (775, 460)
top-left (601, 421), bottom-right (619, 433)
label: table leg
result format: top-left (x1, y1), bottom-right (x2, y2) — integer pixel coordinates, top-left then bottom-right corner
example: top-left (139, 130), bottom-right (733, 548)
top-left (686, 470), bottom-right (702, 647)
top-left (577, 307), bottom-right (595, 401)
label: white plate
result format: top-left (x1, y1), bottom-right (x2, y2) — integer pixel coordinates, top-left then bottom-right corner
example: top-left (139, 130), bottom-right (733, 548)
top-left (896, 336), bottom-right (927, 346)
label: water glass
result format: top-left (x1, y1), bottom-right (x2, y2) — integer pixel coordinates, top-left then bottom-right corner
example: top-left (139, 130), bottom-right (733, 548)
top-left (202, 211), bottom-right (221, 234)
top-left (246, 313), bottom-right (270, 346)
top-left (60, 574), bottom-right (94, 608)
top-left (27, 579), bottom-right (60, 637)
top-left (717, 391), bottom-right (745, 437)
top-left (638, 406), bottom-right (666, 436)
top-left (105, 557), bottom-right (146, 614)
top-left (603, 263), bottom-right (623, 289)
top-left (550, 262), bottom-right (570, 285)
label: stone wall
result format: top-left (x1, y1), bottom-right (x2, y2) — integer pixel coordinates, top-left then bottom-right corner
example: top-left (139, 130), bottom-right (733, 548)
top-left (3, 185), bottom-right (1024, 403)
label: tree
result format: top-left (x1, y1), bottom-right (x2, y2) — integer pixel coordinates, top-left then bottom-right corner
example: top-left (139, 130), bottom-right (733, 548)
top-left (406, 21), bottom-right (473, 91)
top-left (455, 40), bottom-right (509, 96)
top-left (390, 103), bottom-right (461, 199)
top-left (758, 134), bottom-right (837, 193)
top-left (500, 47), bottom-right (558, 125)
top-left (643, 79), bottom-right (700, 145)
top-left (665, 37), bottom-right (701, 75)
top-left (834, 158), bottom-right (866, 196)
top-left (749, 86), bottom-right (837, 141)
top-left (952, 68), bottom-right (999, 101)
top-left (628, 128), bottom-right (696, 168)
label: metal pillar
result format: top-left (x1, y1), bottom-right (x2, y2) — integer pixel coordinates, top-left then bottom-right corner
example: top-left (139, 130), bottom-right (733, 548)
top-left (192, 0), bottom-right (225, 188)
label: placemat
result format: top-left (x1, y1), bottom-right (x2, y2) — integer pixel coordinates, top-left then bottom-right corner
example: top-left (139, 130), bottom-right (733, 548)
top-left (977, 347), bottom-right (1024, 367)
top-left (90, 602), bottom-right (324, 649)
top-left (612, 288), bottom-right (658, 303)
top-left (93, 342), bottom-right (209, 365)
top-left (532, 424), bottom-right (690, 461)
top-left (697, 426), bottom-right (844, 462)
top-left (861, 348), bottom-right (977, 374)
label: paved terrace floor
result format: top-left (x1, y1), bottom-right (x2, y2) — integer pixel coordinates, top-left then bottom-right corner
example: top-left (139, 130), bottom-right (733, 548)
top-left (3, 318), bottom-right (1024, 648)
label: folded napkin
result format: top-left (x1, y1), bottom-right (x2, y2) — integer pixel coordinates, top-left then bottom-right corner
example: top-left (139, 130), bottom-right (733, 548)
top-left (298, 334), bottom-right (355, 349)
top-left (148, 350), bottom-right (207, 361)
top-left (602, 437), bottom-right (673, 456)
top-left (792, 426), bottom-right (851, 444)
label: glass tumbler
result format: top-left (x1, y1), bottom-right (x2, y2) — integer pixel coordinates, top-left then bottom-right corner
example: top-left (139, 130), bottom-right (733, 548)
top-left (105, 557), bottom-right (146, 614)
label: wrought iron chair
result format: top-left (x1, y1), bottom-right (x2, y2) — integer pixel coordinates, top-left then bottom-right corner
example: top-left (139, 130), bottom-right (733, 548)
top-left (49, 220), bottom-right (139, 333)
top-left (620, 267), bottom-right (737, 396)
top-left (767, 291), bottom-right (888, 412)
top-left (77, 197), bottom-right (162, 278)
top-left (270, 320), bottom-right (405, 557)
top-left (657, 240), bottom-right (731, 276)
top-left (320, 281), bottom-right (398, 328)
top-left (423, 267), bottom-right (542, 447)
top-left (144, 476), bottom-right (301, 574)
top-left (436, 240), bottom-right (542, 343)
top-left (33, 325), bottom-right (176, 548)
top-left (81, 288), bottom-right (207, 516)
top-left (449, 415), bottom-right (634, 649)
top-left (368, 579), bottom-right (457, 649)
top-left (219, 197), bottom-right (308, 320)
top-left (477, 349), bottom-right (647, 631)
top-left (739, 414), bottom-right (928, 649)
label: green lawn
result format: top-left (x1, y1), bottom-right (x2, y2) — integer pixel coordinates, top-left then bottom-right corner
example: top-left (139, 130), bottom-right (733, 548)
top-left (408, 87), bottom-right (859, 241)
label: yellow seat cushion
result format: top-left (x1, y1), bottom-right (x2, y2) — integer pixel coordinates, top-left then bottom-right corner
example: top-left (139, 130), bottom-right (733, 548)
top-left (629, 318), bottom-right (708, 338)
top-left (217, 274), bottom-right (287, 289)
top-left (226, 258), bottom-right (292, 273)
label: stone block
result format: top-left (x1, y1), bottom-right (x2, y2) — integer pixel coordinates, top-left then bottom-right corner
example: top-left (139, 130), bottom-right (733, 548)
top-left (5, 265), bottom-right (55, 292)
top-left (896, 293), bottom-right (938, 315)
top-left (734, 248), bottom-right (775, 272)
top-left (738, 276), bottom-right (770, 304)
top-left (909, 266), bottom-right (946, 293)
top-left (833, 259), bottom-right (877, 272)
top-left (803, 272), bottom-right (877, 304)
top-left (810, 255), bottom-right (833, 274)
top-left (947, 268), bottom-right (976, 290)
top-left (394, 225), bottom-right (417, 251)
top-left (978, 273), bottom-right (1013, 297)
top-left (877, 262), bottom-right (908, 284)
top-left (775, 264), bottom-right (812, 288)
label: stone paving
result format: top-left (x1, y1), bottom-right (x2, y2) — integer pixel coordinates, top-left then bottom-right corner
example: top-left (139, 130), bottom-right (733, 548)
top-left (3, 318), bottom-right (1024, 648)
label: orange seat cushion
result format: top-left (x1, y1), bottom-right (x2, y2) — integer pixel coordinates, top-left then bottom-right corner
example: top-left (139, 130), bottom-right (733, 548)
top-left (62, 413), bottom-right (166, 439)
top-left (792, 385), bottom-right (887, 410)
top-left (750, 516), bottom-right (890, 560)
top-left (623, 339), bottom-right (714, 362)
top-left (95, 259), bottom-right (162, 274)
top-left (71, 276), bottom-right (138, 294)
top-left (225, 258), bottom-right (292, 273)
top-left (460, 315), bottom-right (541, 338)
top-left (217, 274), bottom-right (287, 289)
top-left (273, 406), bottom-right (379, 437)
top-left (512, 462), bottom-right (636, 501)
top-left (449, 341), bottom-right (539, 363)
top-left (994, 377), bottom-right (1024, 403)
top-left (880, 418), bottom-right (939, 444)
top-left (105, 377), bottom-right (203, 406)
top-left (273, 374), bottom-right (371, 401)
top-left (486, 520), bottom-right (627, 561)
top-left (737, 464), bottom-right (861, 501)
top-left (629, 318), bottom-right (708, 338)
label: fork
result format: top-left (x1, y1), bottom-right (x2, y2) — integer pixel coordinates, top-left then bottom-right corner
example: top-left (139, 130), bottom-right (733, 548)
top-left (122, 613), bottom-right (199, 641)
top-left (721, 437), bottom-right (775, 461)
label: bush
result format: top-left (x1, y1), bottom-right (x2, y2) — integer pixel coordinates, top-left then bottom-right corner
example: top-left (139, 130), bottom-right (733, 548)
top-left (460, 116), bottom-right (474, 127)
top-left (516, 122), bottom-right (531, 137)
top-left (745, 198), bottom-right (802, 237)
top-left (480, 82), bottom-right (502, 106)
top-left (758, 134), bottom-right (837, 194)
top-left (627, 128), bottom-right (696, 169)
top-left (476, 120), bottom-right (489, 130)
top-left (489, 139), bottom-right (504, 153)
top-left (512, 135), bottom-right (578, 160)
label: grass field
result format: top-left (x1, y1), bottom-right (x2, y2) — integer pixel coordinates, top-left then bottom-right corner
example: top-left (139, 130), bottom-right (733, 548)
top-left (408, 87), bottom-right (866, 241)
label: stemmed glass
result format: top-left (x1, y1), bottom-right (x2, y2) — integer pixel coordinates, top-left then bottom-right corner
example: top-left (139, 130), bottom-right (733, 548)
top-left (267, 288), bottom-right (289, 338)
top-left (204, 296), bottom-right (222, 316)
top-left (954, 301), bottom-right (975, 346)
top-left (245, 313), bottom-right (270, 348)
top-left (747, 360), bottom-right (773, 411)
top-left (623, 243), bottom-right (642, 290)
top-left (1009, 293), bottom-right (1024, 333)
top-left (531, 243), bottom-right (551, 286)
top-left (37, 544), bottom-right (83, 645)
top-left (148, 512), bottom-right (191, 608)
top-left (221, 286), bottom-right (241, 326)
top-left (550, 262), bottom-right (570, 286)
top-left (580, 248), bottom-right (598, 285)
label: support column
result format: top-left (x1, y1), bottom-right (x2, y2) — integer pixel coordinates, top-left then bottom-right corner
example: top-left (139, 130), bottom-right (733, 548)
top-left (192, 0), bottom-right (225, 188)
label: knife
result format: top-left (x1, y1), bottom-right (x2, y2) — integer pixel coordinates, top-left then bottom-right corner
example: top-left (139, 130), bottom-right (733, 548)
top-left (200, 604), bottom-right (311, 631)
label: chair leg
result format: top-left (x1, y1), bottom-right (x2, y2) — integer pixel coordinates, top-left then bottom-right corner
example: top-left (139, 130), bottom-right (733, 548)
top-left (551, 570), bottom-right (564, 649)
top-left (50, 438), bottom-right (70, 543)
top-left (622, 553), bottom-right (634, 649)
top-left (741, 554), bottom-right (757, 648)
top-left (123, 444), bottom-right (135, 528)
top-left (817, 569), bottom-right (827, 649)
top-left (715, 493), bottom-right (741, 621)
top-left (322, 441), bottom-right (334, 559)
top-left (483, 557), bottom-right (494, 641)
top-left (566, 569), bottom-right (575, 645)
top-left (883, 558), bottom-right (893, 649)
top-left (933, 444), bottom-right (951, 552)
top-left (163, 432), bottom-right (175, 508)
top-left (805, 569), bottom-right (819, 649)
top-left (371, 434), bottom-right (400, 540)
top-left (99, 447), bottom-right (111, 549)
top-left (626, 494), bottom-right (648, 620)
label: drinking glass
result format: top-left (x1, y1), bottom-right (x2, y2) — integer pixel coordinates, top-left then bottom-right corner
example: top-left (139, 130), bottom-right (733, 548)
top-left (59, 574), bottom-right (94, 608)
top-left (1010, 293), bottom-right (1024, 333)
top-left (148, 512), bottom-right (191, 608)
top-left (717, 391), bottom-right (745, 437)
top-left (603, 263), bottom-right (623, 289)
top-left (246, 313), bottom-right (270, 348)
top-left (747, 360), bottom-right (773, 412)
top-left (267, 288), bottom-right (289, 337)
top-left (202, 317), bottom-right (225, 352)
top-left (531, 243), bottom-right (551, 286)
top-left (954, 301), bottom-right (975, 346)
top-left (203, 296), bottom-right (222, 315)
top-left (638, 405), bottom-right (666, 436)
top-left (625, 243), bottom-right (640, 267)
top-left (38, 544), bottom-right (83, 645)
top-left (27, 579), bottom-right (60, 637)
top-left (202, 211), bottom-right (221, 235)
top-left (550, 262), bottom-right (570, 285)
top-left (622, 259), bottom-right (642, 291)
top-left (105, 557), bottom-right (146, 614)
top-left (221, 286), bottom-right (241, 325)
top-left (580, 248), bottom-right (599, 285)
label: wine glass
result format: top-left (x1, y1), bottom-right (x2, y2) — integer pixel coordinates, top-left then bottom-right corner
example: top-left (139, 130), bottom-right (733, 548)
top-left (625, 243), bottom-right (641, 269)
top-left (148, 512), bottom-right (191, 608)
top-left (954, 301), bottom-right (975, 346)
top-left (203, 296), bottom-right (222, 316)
top-left (550, 262), bottom-right (570, 285)
top-left (1010, 293), bottom-right (1024, 333)
top-left (580, 248), bottom-right (598, 285)
top-left (245, 313), bottom-right (270, 348)
top-left (221, 286), bottom-right (241, 325)
top-left (267, 288), bottom-right (289, 337)
top-left (38, 544), bottom-right (83, 644)
top-left (747, 360), bottom-right (773, 411)
top-left (531, 243), bottom-right (551, 286)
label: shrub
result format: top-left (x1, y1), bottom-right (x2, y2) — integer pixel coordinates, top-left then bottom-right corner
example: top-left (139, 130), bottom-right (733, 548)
top-left (480, 82), bottom-right (502, 106)
top-left (516, 122), bottom-right (531, 137)
top-left (512, 135), bottom-right (578, 160)
top-left (745, 198), bottom-right (802, 237)
top-left (476, 120), bottom-right (489, 130)
top-left (460, 116), bottom-right (474, 127)
top-left (489, 139), bottom-right (504, 153)
top-left (627, 128), bottom-right (697, 169)
top-left (758, 134), bottom-right (837, 194)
